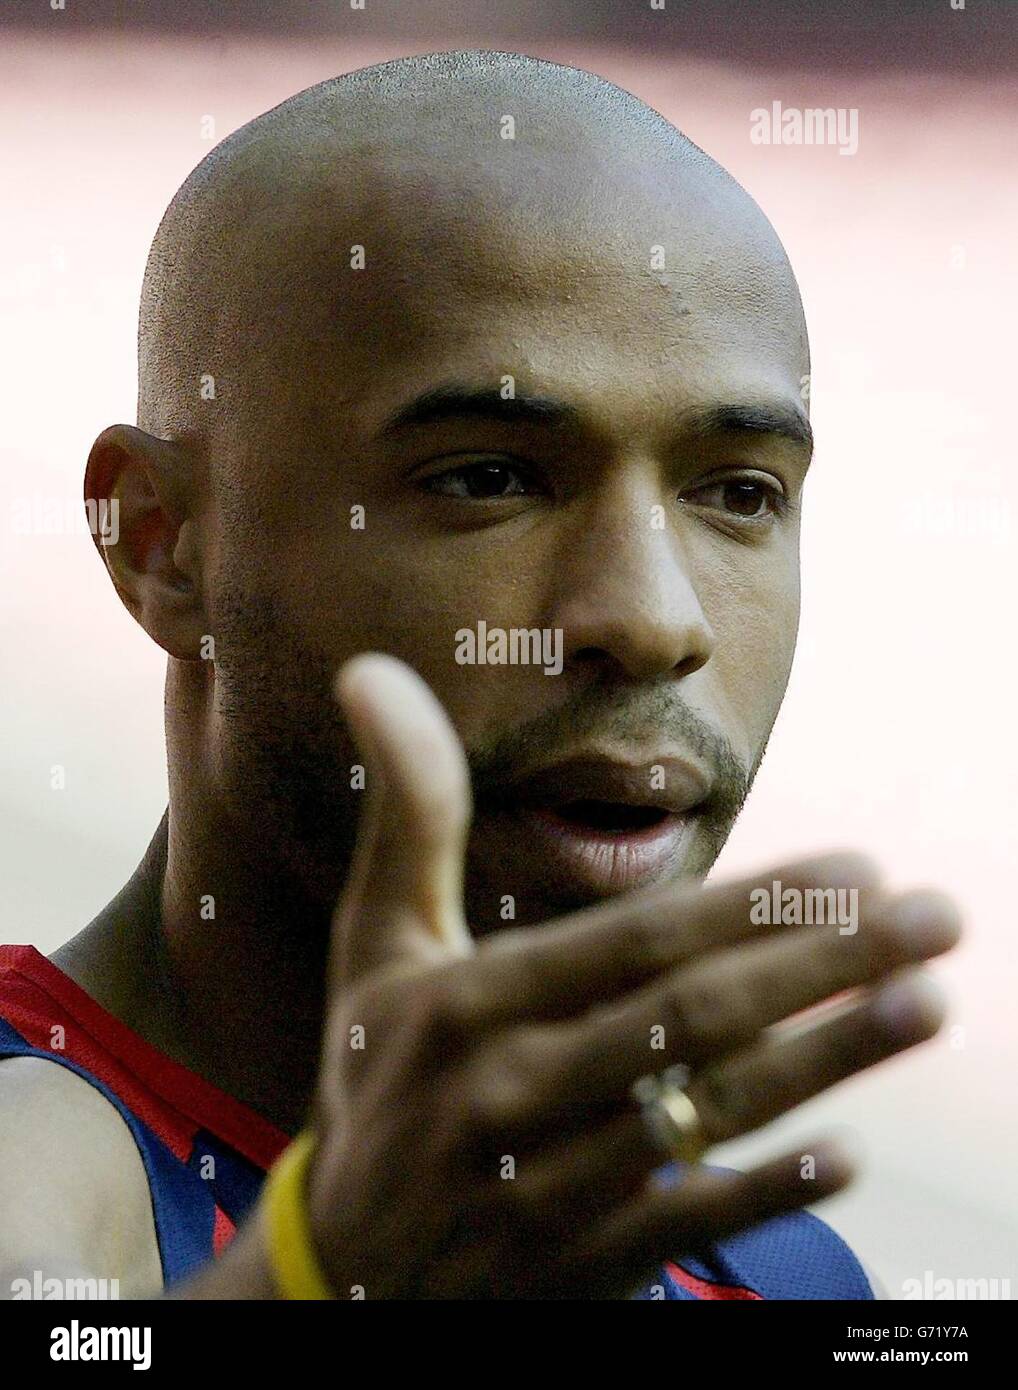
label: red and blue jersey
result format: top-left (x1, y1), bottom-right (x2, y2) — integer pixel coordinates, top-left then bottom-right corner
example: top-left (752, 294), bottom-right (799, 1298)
top-left (0, 944), bottom-right (874, 1299)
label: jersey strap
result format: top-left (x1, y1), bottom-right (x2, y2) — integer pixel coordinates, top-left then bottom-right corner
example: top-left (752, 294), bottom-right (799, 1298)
top-left (0, 944), bottom-right (290, 1284)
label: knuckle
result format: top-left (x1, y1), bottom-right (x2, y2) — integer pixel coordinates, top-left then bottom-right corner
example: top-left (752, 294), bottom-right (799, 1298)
top-left (500, 1029), bottom-right (549, 1085)
top-left (407, 969), bottom-right (481, 1053)
top-left (464, 1037), bottom-right (544, 1135)
top-left (613, 910), bottom-right (675, 969)
top-left (463, 1081), bottom-right (519, 1139)
top-left (667, 972), bottom-right (736, 1043)
top-left (691, 1066), bottom-right (741, 1134)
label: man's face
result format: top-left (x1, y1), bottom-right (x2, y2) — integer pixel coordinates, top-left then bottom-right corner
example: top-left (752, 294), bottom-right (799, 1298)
top-left (207, 151), bottom-right (811, 933)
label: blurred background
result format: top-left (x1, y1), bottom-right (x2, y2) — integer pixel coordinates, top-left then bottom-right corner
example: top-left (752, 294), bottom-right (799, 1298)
top-left (2, 0), bottom-right (1016, 1297)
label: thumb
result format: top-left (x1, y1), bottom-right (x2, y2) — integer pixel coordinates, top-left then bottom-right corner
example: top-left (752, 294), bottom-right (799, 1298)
top-left (329, 652), bottom-right (474, 990)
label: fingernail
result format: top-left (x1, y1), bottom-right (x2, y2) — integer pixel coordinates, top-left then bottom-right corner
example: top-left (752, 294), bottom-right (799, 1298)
top-left (817, 1125), bottom-right (863, 1169)
top-left (872, 972), bottom-right (947, 1033)
top-left (893, 892), bottom-right (963, 952)
top-left (811, 1141), bottom-right (858, 1185)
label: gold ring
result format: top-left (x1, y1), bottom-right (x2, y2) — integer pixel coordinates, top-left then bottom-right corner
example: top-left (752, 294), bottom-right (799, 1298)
top-left (633, 1065), bottom-right (710, 1165)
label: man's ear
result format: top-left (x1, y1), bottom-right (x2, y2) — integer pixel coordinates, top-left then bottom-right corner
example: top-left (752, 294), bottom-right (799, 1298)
top-left (84, 423), bottom-right (210, 661)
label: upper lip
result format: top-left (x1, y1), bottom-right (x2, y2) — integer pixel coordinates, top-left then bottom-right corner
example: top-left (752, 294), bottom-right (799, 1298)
top-left (498, 754), bottom-right (711, 817)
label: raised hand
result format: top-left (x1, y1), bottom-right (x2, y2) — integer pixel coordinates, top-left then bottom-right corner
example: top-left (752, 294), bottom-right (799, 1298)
top-left (302, 654), bottom-right (959, 1299)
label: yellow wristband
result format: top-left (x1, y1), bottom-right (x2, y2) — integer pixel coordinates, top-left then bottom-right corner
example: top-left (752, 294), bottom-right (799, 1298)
top-left (262, 1130), bottom-right (335, 1300)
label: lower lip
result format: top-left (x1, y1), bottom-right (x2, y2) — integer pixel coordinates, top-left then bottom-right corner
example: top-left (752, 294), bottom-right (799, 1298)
top-left (509, 805), bottom-right (697, 897)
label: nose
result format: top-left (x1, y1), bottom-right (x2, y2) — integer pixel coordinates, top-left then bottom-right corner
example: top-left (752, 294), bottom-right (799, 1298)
top-left (548, 480), bottom-right (715, 683)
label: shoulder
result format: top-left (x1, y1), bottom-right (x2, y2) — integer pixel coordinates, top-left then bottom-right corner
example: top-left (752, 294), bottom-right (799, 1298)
top-left (713, 1204), bottom-right (875, 1300)
top-left (0, 1055), bottom-right (162, 1296)
top-left (652, 1162), bottom-right (875, 1301)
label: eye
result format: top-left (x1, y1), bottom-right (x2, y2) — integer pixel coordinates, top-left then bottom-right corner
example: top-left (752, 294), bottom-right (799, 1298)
top-left (681, 474), bottom-right (787, 522)
top-left (421, 459), bottom-right (541, 500)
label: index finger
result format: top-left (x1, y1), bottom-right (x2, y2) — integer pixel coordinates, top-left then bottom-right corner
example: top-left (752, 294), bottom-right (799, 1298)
top-left (444, 851), bottom-right (883, 1026)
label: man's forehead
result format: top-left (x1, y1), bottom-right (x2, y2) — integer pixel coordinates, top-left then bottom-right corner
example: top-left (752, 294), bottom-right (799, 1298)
top-left (257, 160), bottom-right (805, 388)
top-left (180, 118), bottom-right (807, 469)
top-left (247, 193), bottom-right (808, 459)
top-left (296, 142), bottom-right (794, 300)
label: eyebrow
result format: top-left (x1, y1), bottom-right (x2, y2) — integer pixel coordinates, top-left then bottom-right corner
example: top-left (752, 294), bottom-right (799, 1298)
top-left (686, 401), bottom-right (814, 454)
top-left (377, 384), bottom-right (813, 453)
top-left (377, 386), bottom-right (579, 435)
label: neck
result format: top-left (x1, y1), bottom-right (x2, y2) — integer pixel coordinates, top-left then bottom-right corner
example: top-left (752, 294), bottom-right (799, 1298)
top-left (55, 803), bottom-right (334, 1138)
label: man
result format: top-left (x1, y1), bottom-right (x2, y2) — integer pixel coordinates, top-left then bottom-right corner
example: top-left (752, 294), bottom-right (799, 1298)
top-left (0, 49), bottom-right (960, 1300)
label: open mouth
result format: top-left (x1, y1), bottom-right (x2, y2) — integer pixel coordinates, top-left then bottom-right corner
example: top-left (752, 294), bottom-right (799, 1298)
top-left (507, 798), bottom-right (696, 896)
top-left (538, 799), bottom-right (671, 834)
top-left (475, 753), bottom-right (710, 896)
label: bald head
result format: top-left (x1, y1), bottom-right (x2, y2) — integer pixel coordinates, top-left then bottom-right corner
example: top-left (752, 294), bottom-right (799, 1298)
top-left (137, 49), bottom-right (802, 449)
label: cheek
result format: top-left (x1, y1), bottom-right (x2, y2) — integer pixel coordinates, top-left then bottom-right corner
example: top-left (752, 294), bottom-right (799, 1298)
top-left (696, 544), bottom-right (802, 755)
top-left (275, 524), bottom-right (524, 741)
